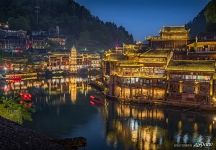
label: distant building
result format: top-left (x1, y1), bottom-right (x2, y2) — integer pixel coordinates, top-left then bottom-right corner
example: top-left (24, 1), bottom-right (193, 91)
top-left (48, 36), bottom-right (66, 46)
top-left (172, 32), bottom-right (216, 60)
top-left (0, 22), bottom-right (9, 29)
top-left (0, 29), bottom-right (27, 53)
top-left (187, 33), bottom-right (216, 52)
top-left (48, 52), bottom-right (70, 71)
top-left (147, 26), bottom-right (189, 50)
top-left (30, 35), bottom-right (47, 50)
top-left (77, 52), bottom-right (101, 70)
top-left (196, 32), bottom-right (216, 41)
top-left (187, 41), bottom-right (216, 52)
top-left (47, 46), bottom-right (101, 72)
top-left (69, 46), bottom-right (77, 73)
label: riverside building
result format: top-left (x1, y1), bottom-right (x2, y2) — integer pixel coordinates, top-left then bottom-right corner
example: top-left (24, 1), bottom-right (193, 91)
top-left (48, 46), bottom-right (101, 73)
top-left (102, 28), bottom-right (216, 109)
top-left (147, 26), bottom-right (189, 50)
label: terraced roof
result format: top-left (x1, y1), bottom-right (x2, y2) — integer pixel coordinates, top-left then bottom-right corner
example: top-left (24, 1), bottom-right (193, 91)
top-left (167, 60), bottom-right (215, 72)
top-left (139, 50), bottom-right (171, 58)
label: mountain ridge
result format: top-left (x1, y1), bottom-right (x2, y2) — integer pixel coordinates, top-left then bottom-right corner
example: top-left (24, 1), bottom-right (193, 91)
top-left (0, 0), bottom-right (134, 51)
top-left (186, 0), bottom-right (216, 36)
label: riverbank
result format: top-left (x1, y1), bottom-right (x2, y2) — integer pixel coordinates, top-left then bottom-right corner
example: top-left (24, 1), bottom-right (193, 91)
top-left (89, 81), bottom-right (216, 111)
top-left (0, 116), bottom-right (86, 150)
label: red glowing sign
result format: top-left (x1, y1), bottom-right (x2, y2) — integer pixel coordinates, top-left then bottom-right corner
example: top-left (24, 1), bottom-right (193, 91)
top-left (89, 95), bottom-right (104, 106)
top-left (20, 92), bottom-right (32, 101)
top-left (90, 100), bottom-right (96, 106)
top-left (90, 96), bottom-right (95, 99)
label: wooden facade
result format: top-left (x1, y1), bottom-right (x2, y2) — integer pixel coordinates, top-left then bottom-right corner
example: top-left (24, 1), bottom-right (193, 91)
top-left (102, 42), bottom-right (216, 108)
top-left (147, 26), bottom-right (189, 50)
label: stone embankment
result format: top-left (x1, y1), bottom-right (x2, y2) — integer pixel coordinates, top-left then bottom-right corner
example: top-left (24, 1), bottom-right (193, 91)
top-left (0, 117), bottom-right (86, 150)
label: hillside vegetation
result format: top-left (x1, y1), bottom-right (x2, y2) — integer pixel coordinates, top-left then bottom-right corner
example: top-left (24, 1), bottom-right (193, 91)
top-left (0, 0), bottom-right (134, 50)
top-left (186, 0), bottom-right (216, 36)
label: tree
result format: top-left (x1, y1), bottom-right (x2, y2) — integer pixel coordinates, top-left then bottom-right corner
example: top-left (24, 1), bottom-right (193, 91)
top-left (8, 16), bottom-right (30, 31)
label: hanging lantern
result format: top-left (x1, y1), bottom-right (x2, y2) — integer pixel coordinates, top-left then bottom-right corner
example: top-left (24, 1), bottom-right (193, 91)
top-left (20, 92), bottom-right (32, 101)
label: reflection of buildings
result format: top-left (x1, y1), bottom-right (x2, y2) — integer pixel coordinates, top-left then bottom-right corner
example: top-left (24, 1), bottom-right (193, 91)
top-left (105, 103), bottom-right (168, 150)
top-left (5, 77), bottom-right (91, 105)
top-left (102, 26), bottom-right (216, 107)
top-left (69, 77), bottom-right (77, 103)
top-left (104, 102), bottom-right (216, 150)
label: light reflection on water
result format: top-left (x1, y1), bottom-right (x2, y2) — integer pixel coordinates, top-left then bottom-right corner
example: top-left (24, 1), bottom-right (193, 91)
top-left (105, 103), bottom-right (216, 150)
top-left (4, 76), bottom-right (216, 150)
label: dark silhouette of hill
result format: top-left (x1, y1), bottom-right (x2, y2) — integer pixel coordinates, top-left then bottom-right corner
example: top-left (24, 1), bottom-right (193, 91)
top-left (0, 0), bottom-right (134, 50)
top-left (186, 0), bottom-right (216, 36)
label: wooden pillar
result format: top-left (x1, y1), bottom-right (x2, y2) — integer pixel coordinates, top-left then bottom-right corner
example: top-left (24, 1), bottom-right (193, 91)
top-left (152, 86), bottom-right (154, 101)
top-left (60, 83), bottom-right (63, 93)
top-left (194, 81), bottom-right (199, 95)
top-left (49, 80), bottom-right (51, 94)
top-left (123, 87), bottom-right (125, 99)
top-left (120, 86), bottom-right (122, 98)
top-left (130, 87), bottom-right (132, 99)
top-left (179, 81), bottom-right (183, 94)
top-left (167, 72), bottom-right (170, 94)
top-left (210, 79), bottom-right (213, 97)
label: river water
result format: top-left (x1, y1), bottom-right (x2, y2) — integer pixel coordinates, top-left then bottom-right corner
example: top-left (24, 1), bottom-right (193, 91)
top-left (10, 76), bottom-right (215, 150)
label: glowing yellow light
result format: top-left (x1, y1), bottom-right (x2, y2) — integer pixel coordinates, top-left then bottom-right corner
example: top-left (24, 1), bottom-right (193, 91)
top-left (178, 121), bottom-right (182, 130)
top-left (193, 123), bottom-right (198, 132)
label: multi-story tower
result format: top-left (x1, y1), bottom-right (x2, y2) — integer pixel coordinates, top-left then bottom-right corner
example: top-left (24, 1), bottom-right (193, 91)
top-left (69, 46), bottom-right (77, 73)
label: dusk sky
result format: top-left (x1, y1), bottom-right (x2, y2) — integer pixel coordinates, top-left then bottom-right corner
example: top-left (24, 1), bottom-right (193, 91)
top-left (77, 0), bottom-right (210, 41)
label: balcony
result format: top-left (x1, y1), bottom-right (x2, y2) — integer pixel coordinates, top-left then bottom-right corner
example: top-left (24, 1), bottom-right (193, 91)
top-left (114, 72), bottom-right (166, 79)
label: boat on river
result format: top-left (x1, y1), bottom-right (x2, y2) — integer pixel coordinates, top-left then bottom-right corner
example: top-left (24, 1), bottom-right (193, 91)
top-left (89, 95), bottom-right (105, 106)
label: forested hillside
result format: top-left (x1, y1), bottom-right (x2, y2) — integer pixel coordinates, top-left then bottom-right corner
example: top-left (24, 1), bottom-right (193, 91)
top-left (186, 0), bottom-right (216, 36)
top-left (0, 0), bottom-right (134, 50)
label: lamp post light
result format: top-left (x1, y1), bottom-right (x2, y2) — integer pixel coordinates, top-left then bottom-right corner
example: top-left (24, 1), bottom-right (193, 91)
top-left (3, 66), bottom-right (7, 74)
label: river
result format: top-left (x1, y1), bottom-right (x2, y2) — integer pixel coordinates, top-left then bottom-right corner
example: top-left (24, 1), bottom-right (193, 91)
top-left (6, 76), bottom-right (215, 150)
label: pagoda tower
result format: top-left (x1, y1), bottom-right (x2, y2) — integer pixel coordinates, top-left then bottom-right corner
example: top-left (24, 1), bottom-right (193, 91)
top-left (69, 46), bottom-right (77, 73)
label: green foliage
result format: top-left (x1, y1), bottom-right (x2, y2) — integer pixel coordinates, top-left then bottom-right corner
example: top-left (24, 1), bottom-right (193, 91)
top-left (0, 94), bottom-right (33, 124)
top-left (0, 0), bottom-right (134, 50)
top-left (186, 0), bottom-right (216, 35)
top-left (205, 0), bottom-right (216, 24)
top-left (204, 0), bottom-right (216, 32)
top-left (8, 16), bottom-right (30, 31)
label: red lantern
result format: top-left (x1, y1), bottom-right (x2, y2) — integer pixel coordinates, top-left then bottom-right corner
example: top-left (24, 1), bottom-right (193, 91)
top-left (90, 96), bottom-right (95, 99)
top-left (20, 92), bottom-right (32, 101)
top-left (19, 100), bottom-right (24, 104)
top-left (90, 100), bottom-right (96, 106)
top-left (28, 103), bottom-right (33, 108)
